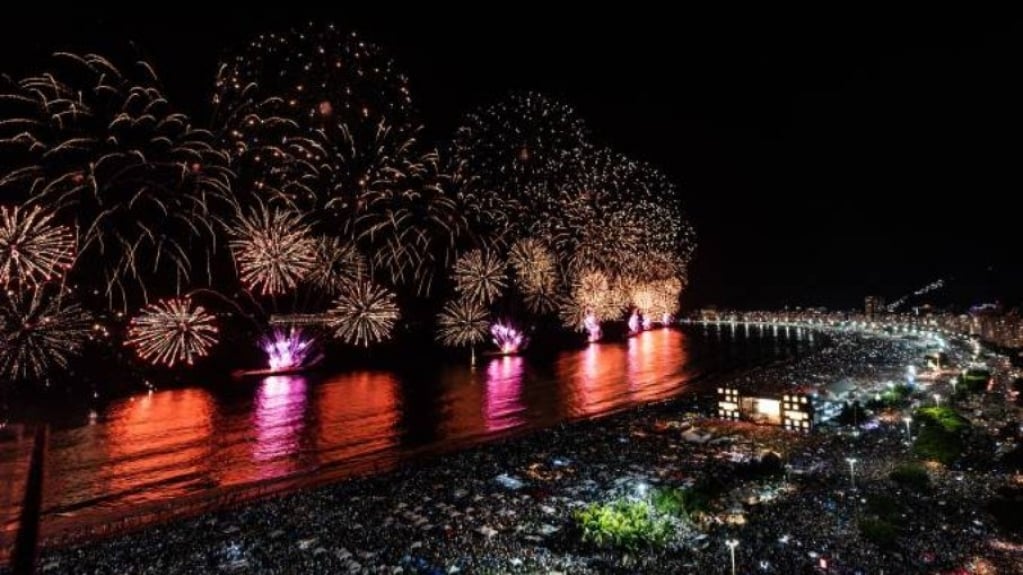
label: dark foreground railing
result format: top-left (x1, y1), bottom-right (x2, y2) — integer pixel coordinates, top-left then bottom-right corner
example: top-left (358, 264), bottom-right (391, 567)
top-left (10, 426), bottom-right (47, 575)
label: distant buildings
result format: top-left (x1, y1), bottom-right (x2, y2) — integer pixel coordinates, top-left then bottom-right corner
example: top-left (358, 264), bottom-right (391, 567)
top-left (864, 296), bottom-right (886, 318)
top-left (688, 306), bottom-right (1023, 351)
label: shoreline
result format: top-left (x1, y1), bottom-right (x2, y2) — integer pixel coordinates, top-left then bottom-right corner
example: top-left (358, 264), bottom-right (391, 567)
top-left (1, 329), bottom-right (816, 569)
top-left (4, 326), bottom-right (822, 561)
top-left (16, 327), bottom-right (1023, 574)
top-left (14, 327), bottom-right (1020, 574)
top-left (27, 365), bottom-right (739, 552)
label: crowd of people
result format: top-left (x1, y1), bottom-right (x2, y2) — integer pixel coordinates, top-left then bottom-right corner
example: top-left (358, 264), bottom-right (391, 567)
top-left (5, 326), bottom-right (1022, 574)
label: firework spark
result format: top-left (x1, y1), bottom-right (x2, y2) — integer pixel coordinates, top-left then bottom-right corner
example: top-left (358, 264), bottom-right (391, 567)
top-left (0, 286), bottom-right (93, 381)
top-left (260, 328), bottom-right (318, 371)
top-left (0, 53), bottom-right (234, 308)
top-left (436, 297), bottom-right (490, 348)
top-left (229, 204), bottom-right (317, 296)
top-left (327, 281), bottom-right (399, 346)
top-left (523, 288), bottom-right (559, 315)
top-left (126, 297), bottom-right (219, 367)
top-left (508, 238), bottom-right (556, 293)
top-left (451, 92), bottom-right (590, 238)
top-left (0, 205), bottom-right (75, 287)
top-left (214, 24), bottom-right (462, 291)
top-left (491, 321), bottom-right (526, 355)
top-left (452, 249), bottom-right (506, 305)
top-left (572, 268), bottom-right (621, 321)
top-left (584, 312), bottom-right (602, 343)
top-left (627, 310), bottom-right (641, 335)
top-left (559, 268), bottom-right (625, 333)
top-left (305, 236), bottom-right (367, 295)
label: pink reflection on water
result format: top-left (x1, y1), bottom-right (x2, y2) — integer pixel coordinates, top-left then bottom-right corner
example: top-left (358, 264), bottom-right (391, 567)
top-left (252, 376), bottom-right (308, 479)
top-left (483, 356), bottom-right (525, 432)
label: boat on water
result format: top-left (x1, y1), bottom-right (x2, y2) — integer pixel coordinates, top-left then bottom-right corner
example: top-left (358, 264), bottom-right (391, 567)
top-left (231, 362), bottom-right (320, 379)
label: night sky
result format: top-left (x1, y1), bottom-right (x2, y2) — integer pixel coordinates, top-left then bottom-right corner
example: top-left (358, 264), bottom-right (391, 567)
top-left (2, 8), bottom-right (1019, 311)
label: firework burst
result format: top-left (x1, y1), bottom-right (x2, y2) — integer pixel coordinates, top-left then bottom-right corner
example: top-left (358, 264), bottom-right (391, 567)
top-left (327, 281), bottom-right (399, 346)
top-left (451, 92), bottom-right (590, 238)
top-left (125, 297), bottom-right (219, 367)
top-left (452, 249), bottom-right (506, 306)
top-left (0, 205), bottom-right (75, 288)
top-left (0, 286), bottom-right (93, 381)
top-left (508, 238), bottom-right (556, 292)
top-left (353, 150), bottom-right (466, 293)
top-left (507, 238), bottom-right (558, 314)
top-left (518, 148), bottom-right (695, 292)
top-left (436, 297), bottom-right (490, 348)
top-left (559, 268), bottom-right (624, 332)
top-left (523, 287), bottom-right (559, 315)
top-left (305, 236), bottom-right (367, 295)
top-left (229, 204), bottom-right (317, 296)
top-left (0, 53), bottom-right (234, 308)
top-left (650, 277), bottom-right (682, 321)
top-left (214, 23), bottom-right (463, 291)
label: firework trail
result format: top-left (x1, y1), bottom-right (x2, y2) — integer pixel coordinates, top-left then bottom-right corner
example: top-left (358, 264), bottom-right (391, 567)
top-left (215, 23), bottom-right (461, 291)
top-left (0, 52), bottom-right (235, 308)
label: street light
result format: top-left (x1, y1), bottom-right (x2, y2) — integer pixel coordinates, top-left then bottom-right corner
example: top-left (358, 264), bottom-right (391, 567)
top-left (725, 539), bottom-right (739, 575)
top-left (933, 393), bottom-right (942, 408)
top-left (845, 457), bottom-right (858, 487)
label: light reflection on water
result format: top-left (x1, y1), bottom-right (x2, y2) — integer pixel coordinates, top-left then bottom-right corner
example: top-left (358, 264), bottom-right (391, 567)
top-left (0, 326), bottom-right (814, 538)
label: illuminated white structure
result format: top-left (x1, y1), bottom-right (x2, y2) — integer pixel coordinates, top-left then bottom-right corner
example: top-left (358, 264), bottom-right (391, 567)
top-left (717, 388), bottom-right (814, 431)
top-left (717, 387), bottom-right (740, 421)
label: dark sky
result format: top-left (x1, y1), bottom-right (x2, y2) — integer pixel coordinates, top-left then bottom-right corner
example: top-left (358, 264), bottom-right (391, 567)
top-left (2, 8), bottom-right (1020, 311)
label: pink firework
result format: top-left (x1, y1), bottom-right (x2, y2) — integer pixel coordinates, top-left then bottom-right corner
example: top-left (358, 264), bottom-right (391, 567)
top-left (260, 329), bottom-right (319, 371)
top-left (491, 322), bottom-right (526, 355)
top-left (627, 310), bottom-right (641, 335)
top-left (584, 312), bottom-right (602, 343)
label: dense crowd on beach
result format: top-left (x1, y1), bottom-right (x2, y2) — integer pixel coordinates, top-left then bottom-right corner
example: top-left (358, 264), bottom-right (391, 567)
top-left (6, 326), bottom-right (1023, 574)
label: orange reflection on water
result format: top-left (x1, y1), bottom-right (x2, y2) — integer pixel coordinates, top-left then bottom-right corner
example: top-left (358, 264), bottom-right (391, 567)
top-left (627, 329), bottom-right (684, 403)
top-left (437, 365), bottom-right (486, 440)
top-left (88, 390), bottom-right (215, 506)
top-left (314, 371), bottom-right (399, 468)
top-left (565, 342), bottom-right (628, 417)
top-left (560, 329), bottom-right (689, 417)
top-left (34, 328), bottom-right (699, 535)
top-left (483, 356), bottom-right (525, 432)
